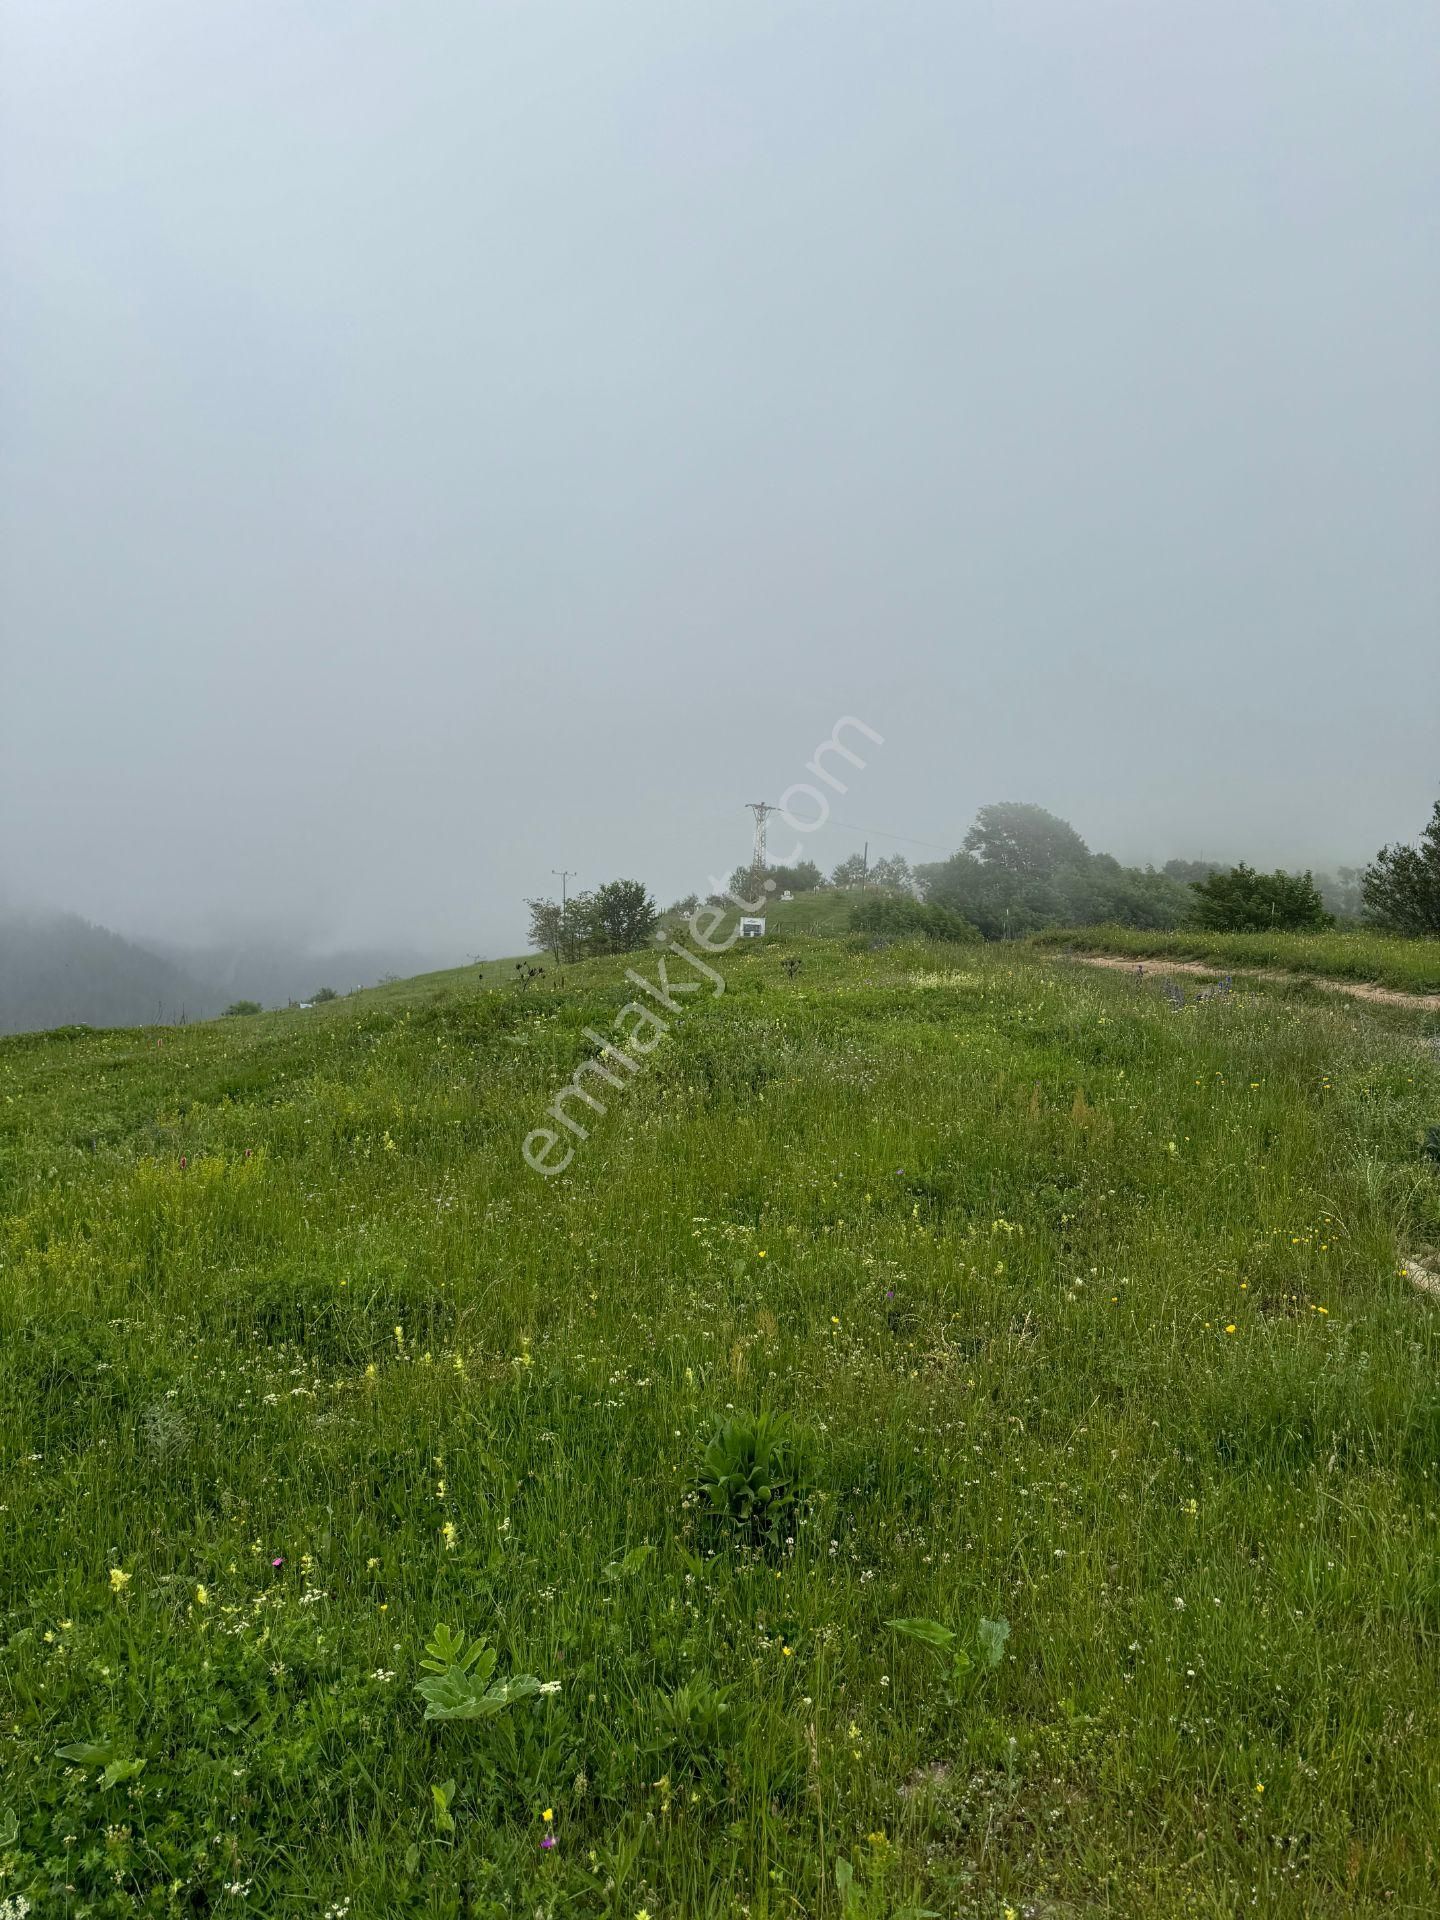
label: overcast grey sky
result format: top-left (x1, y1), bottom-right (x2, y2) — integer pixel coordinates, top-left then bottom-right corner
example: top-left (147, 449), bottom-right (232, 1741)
top-left (2, 1), bottom-right (1437, 956)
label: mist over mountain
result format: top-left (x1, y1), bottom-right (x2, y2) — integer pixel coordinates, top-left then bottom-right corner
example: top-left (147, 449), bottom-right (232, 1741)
top-left (0, 910), bottom-right (204, 1035)
top-left (0, 906), bottom-right (450, 1035)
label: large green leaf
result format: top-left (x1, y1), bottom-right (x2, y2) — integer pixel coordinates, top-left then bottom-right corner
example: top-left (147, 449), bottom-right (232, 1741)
top-left (887, 1616), bottom-right (956, 1651)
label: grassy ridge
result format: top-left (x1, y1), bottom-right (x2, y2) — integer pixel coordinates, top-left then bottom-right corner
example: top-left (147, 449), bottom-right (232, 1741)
top-left (3, 939), bottom-right (1440, 1914)
top-left (1031, 923), bottom-right (1440, 995)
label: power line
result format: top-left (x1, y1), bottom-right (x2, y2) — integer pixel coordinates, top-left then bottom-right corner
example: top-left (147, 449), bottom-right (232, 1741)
top-left (829, 820), bottom-right (960, 854)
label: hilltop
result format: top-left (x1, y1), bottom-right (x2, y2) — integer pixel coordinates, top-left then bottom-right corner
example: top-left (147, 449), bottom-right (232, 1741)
top-left (3, 932), bottom-right (1439, 1914)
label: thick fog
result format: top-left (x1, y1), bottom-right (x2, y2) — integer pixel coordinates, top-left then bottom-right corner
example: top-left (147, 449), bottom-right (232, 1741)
top-left (2, 1), bottom-right (1437, 962)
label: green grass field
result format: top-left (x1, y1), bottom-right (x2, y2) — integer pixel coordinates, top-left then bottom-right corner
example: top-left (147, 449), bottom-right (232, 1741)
top-left (4, 935), bottom-right (1440, 1916)
top-left (1031, 924), bottom-right (1440, 996)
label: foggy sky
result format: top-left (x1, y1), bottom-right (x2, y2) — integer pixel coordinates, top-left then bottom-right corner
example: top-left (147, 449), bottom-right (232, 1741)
top-left (3, 1), bottom-right (1437, 958)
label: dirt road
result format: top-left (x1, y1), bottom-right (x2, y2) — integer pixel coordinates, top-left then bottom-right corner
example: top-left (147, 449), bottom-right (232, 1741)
top-left (1062, 951), bottom-right (1440, 1014)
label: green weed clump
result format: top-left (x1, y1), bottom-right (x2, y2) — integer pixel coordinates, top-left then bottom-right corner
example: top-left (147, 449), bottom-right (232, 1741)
top-left (1, 937), bottom-right (1439, 1914)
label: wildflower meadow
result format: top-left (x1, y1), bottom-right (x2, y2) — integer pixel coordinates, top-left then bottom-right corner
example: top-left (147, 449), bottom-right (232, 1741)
top-left (2, 935), bottom-right (1439, 1916)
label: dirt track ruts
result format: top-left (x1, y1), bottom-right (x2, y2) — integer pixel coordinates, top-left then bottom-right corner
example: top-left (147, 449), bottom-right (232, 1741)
top-left (1059, 951), bottom-right (1440, 1014)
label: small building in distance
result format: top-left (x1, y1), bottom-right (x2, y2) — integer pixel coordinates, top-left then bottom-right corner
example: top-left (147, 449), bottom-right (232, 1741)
top-left (739, 916), bottom-right (767, 940)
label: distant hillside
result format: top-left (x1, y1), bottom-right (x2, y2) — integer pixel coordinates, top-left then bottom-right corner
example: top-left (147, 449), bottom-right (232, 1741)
top-left (0, 910), bottom-right (211, 1034)
top-left (148, 938), bottom-right (445, 1011)
top-left (0, 910), bottom-right (451, 1036)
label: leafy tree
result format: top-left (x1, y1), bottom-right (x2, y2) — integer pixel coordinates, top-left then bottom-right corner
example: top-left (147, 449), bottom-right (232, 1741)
top-left (527, 897), bottom-right (565, 964)
top-left (768, 860), bottom-right (824, 893)
top-left (831, 853), bottom-right (868, 888)
top-left (916, 852), bottom-right (1054, 939)
top-left (1362, 799), bottom-right (1440, 935)
top-left (1187, 864), bottom-right (1332, 933)
top-left (591, 878), bottom-right (659, 955)
top-left (312, 986), bottom-right (339, 1003)
top-left (223, 999), bottom-right (262, 1017)
top-left (527, 894), bottom-right (596, 964)
top-left (918, 804), bottom-right (1191, 938)
top-left (1052, 858), bottom-right (1190, 930)
top-left (868, 854), bottom-right (913, 893)
top-left (962, 802), bottom-right (1089, 877)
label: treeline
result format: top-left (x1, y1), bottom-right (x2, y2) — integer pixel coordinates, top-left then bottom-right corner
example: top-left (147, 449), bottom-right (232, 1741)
top-left (913, 794), bottom-right (1440, 939)
top-left (720, 853), bottom-right (918, 898)
top-left (915, 805), bottom-right (1198, 939)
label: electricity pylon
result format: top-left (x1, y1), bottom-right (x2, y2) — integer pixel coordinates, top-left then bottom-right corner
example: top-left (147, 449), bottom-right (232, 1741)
top-left (746, 802), bottom-right (777, 876)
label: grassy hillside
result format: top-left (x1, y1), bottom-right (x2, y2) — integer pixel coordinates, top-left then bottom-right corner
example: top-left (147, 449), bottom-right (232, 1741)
top-left (0, 910), bottom-right (454, 1036)
top-left (758, 888), bottom-right (859, 936)
top-left (3, 937), bottom-right (1440, 1914)
top-left (1031, 923), bottom-right (1440, 995)
top-left (663, 888), bottom-right (878, 943)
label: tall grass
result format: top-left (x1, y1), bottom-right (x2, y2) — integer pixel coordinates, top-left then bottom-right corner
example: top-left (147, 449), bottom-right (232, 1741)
top-left (2, 938), bottom-right (1439, 1914)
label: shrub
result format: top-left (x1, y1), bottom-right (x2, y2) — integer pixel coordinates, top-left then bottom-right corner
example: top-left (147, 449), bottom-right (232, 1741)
top-left (1187, 865), bottom-right (1332, 933)
top-left (312, 986), bottom-right (339, 1003)
top-left (222, 1000), bottom-right (261, 1017)
top-left (848, 898), bottom-right (980, 943)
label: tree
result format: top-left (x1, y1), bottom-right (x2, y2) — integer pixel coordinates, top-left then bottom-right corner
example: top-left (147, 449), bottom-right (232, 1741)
top-left (223, 999), bottom-right (262, 1017)
top-left (729, 864), bottom-right (767, 903)
top-left (1187, 864), bottom-right (1332, 933)
top-left (962, 802), bottom-right (1089, 877)
top-left (526, 894), bottom-right (595, 964)
top-left (591, 878), bottom-right (659, 954)
top-left (526, 897), bottom-right (565, 964)
top-left (768, 860), bottom-right (824, 893)
top-left (916, 850), bottom-right (1051, 940)
top-left (1362, 799), bottom-right (1440, 935)
top-left (868, 854), bottom-right (914, 893)
top-left (730, 861), bottom-right (823, 899)
top-left (915, 801), bottom-right (1216, 938)
top-left (312, 986), bottom-right (339, 1003)
top-left (831, 853), bottom-right (868, 888)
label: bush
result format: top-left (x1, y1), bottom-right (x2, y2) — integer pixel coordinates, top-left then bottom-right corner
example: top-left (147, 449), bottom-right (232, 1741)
top-left (848, 897), bottom-right (980, 943)
top-left (312, 987), bottom-right (339, 1003)
top-left (222, 1000), bottom-right (262, 1017)
top-left (1187, 864), bottom-right (1332, 934)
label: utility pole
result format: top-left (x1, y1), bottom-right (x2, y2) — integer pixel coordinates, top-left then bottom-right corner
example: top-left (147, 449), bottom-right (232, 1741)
top-left (551, 869), bottom-right (578, 972)
top-left (862, 840), bottom-right (869, 890)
